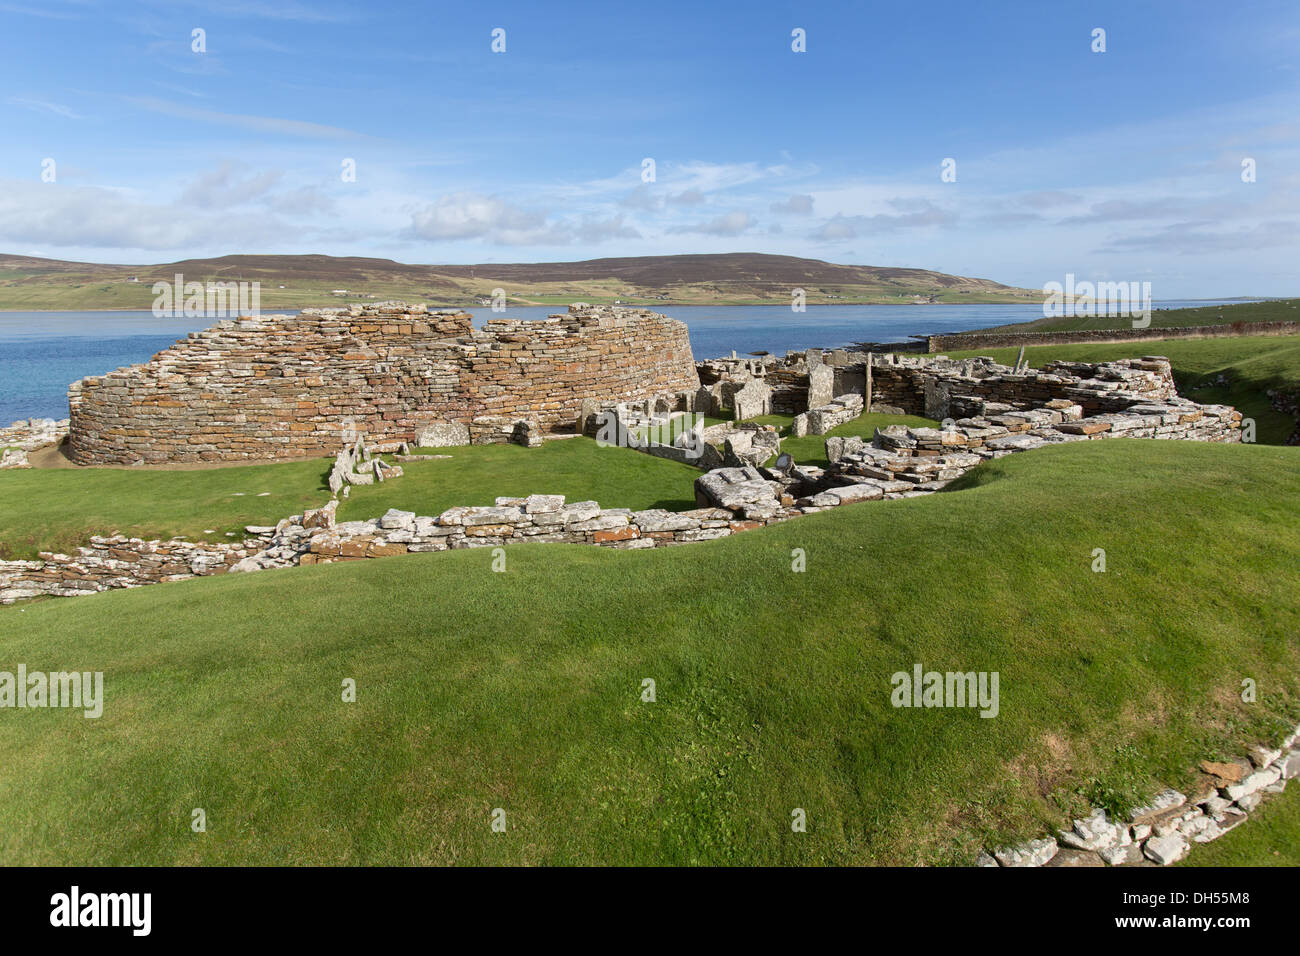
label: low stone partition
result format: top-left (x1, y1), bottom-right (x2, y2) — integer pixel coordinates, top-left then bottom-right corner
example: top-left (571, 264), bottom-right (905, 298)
top-left (1267, 386), bottom-right (1300, 445)
top-left (866, 354), bottom-right (1179, 420)
top-left (926, 319), bottom-right (1300, 354)
top-left (327, 435), bottom-right (405, 495)
top-left (696, 348), bottom-right (1196, 427)
top-left (1, 417), bottom-right (68, 451)
top-left (0, 535), bottom-right (264, 603)
top-left (823, 393), bottom-right (1240, 499)
top-left (982, 732), bottom-right (1300, 867)
top-left (793, 393), bottom-right (864, 436)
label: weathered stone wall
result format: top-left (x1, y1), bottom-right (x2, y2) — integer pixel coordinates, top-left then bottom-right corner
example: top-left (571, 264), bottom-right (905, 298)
top-left (697, 358), bottom-right (807, 414)
top-left (865, 354), bottom-right (1178, 419)
top-left (67, 303), bottom-right (699, 464)
top-left (926, 320), bottom-right (1300, 353)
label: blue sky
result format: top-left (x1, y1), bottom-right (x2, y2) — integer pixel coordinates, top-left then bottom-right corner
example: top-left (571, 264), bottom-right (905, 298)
top-left (1, 0), bottom-right (1298, 296)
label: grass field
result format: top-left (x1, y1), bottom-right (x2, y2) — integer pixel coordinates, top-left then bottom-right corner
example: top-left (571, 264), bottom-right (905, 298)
top-left (978, 297), bottom-right (1300, 333)
top-left (1, 439), bottom-right (1297, 865)
top-left (0, 458), bottom-right (330, 560)
top-left (0, 440), bottom-right (705, 560)
top-left (943, 334), bottom-right (1300, 445)
top-left (1181, 782), bottom-right (1300, 866)
top-left (338, 439), bottom-right (702, 523)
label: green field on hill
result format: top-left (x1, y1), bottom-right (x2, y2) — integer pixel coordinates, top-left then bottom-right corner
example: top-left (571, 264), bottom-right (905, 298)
top-left (2, 332), bottom-right (1298, 865)
top-left (976, 297), bottom-right (1300, 334)
top-left (1, 439), bottom-right (1296, 865)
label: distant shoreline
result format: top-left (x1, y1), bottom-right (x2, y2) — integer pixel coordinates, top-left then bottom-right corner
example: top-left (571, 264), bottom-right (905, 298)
top-left (0, 298), bottom-right (1276, 315)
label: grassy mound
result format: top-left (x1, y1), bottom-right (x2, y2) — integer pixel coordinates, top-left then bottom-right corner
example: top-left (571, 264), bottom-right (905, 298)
top-left (1, 439), bottom-right (1296, 865)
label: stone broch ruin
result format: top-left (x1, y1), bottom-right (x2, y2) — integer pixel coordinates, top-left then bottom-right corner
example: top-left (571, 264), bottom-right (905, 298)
top-left (67, 302), bottom-right (699, 464)
top-left (5, 316), bottom-right (1245, 605)
top-left (4, 301), bottom-right (1289, 869)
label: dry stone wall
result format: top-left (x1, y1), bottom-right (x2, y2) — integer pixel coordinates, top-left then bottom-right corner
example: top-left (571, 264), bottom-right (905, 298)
top-left (67, 303), bottom-right (699, 464)
top-left (982, 732), bottom-right (1300, 867)
top-left (865, 353), bottom-right (1179, 419)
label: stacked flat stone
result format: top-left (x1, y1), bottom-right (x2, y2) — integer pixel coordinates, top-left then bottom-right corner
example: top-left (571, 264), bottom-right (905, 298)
top-left (793, 393), bottom-right (864, 436)
top-left (981, 729), bottom-right (1300, 867)
top-left (0, 534), bottom-right (263, 603)
top-left (0, 417), bottom-right (68, 452)
top-left (821, 385), bottom-right (1240, 504)
top-left (67, 303), bottom-right (699, 464)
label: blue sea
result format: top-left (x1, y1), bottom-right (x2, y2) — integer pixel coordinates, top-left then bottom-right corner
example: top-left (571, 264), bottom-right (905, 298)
top-left (0, 301), bottom-right (1258, 424)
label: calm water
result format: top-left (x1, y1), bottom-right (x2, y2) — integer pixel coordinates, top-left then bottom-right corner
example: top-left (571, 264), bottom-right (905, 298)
top-left (0, 301), bottom-right (1256, 424)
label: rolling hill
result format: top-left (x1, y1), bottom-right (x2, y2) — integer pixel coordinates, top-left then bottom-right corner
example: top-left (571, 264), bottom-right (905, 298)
top-left (0, 252), bottom-right (1039, 310)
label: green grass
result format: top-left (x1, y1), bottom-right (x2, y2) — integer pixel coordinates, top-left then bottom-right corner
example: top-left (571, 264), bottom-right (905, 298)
top-left (0, 459), bottom-right (331, 559)
top-left (979, 297), bottom-right (1300, 333)
top-left (338, 439), bottom-right (702, 521)
top-left (0, 439), bottom-right (704, 559)
top-left (941, 334), bottom-right (1300, 445)
top-left (1181, 783), bottom-right (1300, 866)
top-left (1, 439), bottom-right (1296, 865)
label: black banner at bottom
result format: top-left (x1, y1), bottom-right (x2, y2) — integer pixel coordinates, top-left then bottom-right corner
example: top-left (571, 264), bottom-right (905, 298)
top-left (0, 864), bottom-right (1280, 942)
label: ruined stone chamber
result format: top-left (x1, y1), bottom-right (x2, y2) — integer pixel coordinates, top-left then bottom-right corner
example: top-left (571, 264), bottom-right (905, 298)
top-left (67, 303), bottom-right (700, 464)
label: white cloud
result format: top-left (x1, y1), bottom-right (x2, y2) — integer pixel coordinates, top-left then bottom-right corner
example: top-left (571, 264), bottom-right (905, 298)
top-left (181, 163), bottom-right (283, 208)
top-left (0, 179), bottom-right (294, 251)
top-left (668, 189), bottom-right (706, 206)
top-left (408, 192), bottom-right (560, 245)
top-left (810, 200), bottom-right (956, 240)
top-left (770, 194), bottom-right (813, 215)
top-left (572, 214), bottom-right (640, 243)
top-left (669, 210), bottom-right (755, 236)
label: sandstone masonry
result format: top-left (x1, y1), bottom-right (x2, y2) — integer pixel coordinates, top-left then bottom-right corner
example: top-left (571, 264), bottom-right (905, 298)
top-left (67, 303), bottom-right (699, 464)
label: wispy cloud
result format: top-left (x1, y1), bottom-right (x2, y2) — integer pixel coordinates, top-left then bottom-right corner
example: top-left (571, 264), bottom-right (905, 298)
top-left (7, 97), bottom-right (82, 120)
top-left (669, 211), bottom-right (756, 237)
top-left (123, 96), bottom-right (364, 140)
